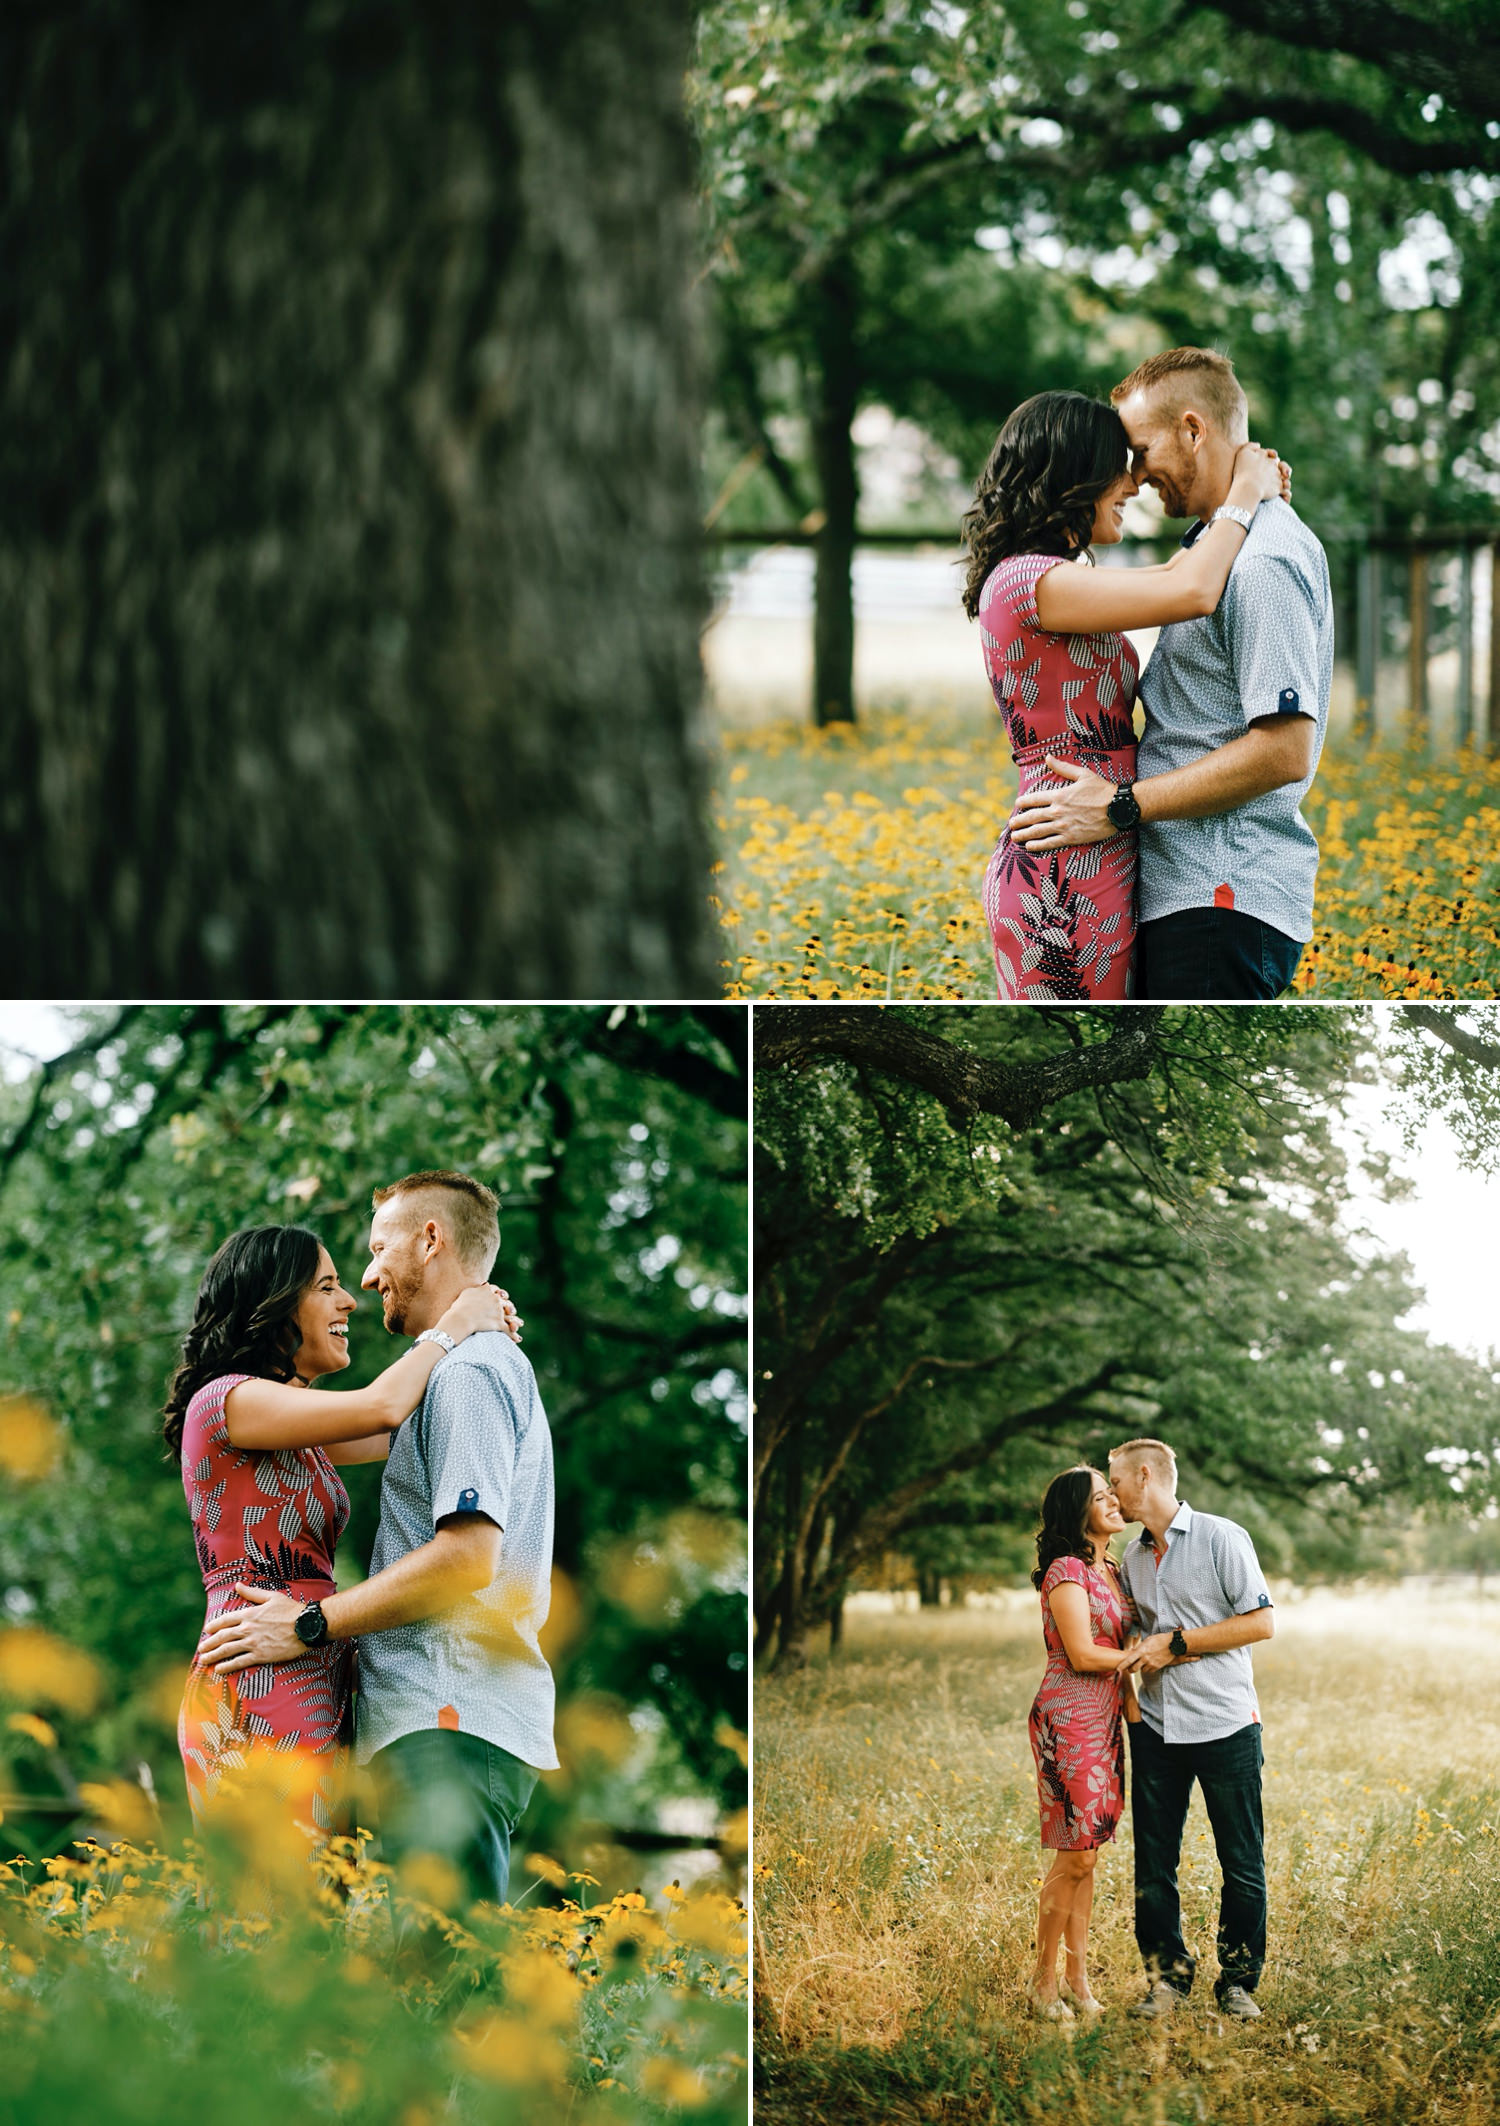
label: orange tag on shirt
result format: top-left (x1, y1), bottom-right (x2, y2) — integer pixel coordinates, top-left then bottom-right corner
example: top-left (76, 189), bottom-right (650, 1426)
top-left (1213, 882), bottom-right (1236, 909)
top-left (437, 1704), bottom-right (460, 1731)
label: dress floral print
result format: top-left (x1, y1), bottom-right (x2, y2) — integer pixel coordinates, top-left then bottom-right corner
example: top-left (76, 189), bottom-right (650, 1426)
top-left (176, 1372), bottom-right (354, 1833)
top-left (978, 551), bottom-right (1140, 999)
top-left (1028, 1555), bottom-right (1134, 1851)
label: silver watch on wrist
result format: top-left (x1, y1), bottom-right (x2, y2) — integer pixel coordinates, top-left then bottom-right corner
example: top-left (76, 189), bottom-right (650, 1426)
top-left (1211, 502), bottom-right (1256, 532)
top-left (415, 1328), bottom-right (458, 1354)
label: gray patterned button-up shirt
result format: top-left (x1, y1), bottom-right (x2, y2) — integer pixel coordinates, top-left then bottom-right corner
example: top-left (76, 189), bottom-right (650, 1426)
top-left (355, 1330), bottom-right (559, 1770)
top-left (1136, 497), bottom-right (1333, 943)
top-left (1118, 1502), bottom-right (1273, 1745)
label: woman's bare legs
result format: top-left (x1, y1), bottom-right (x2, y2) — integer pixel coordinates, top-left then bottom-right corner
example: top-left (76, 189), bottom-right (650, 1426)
top-left (1031, 1847), bottom-right (1097, 2000)
top-left (1063, 1856), bottom-right (1101, 2005)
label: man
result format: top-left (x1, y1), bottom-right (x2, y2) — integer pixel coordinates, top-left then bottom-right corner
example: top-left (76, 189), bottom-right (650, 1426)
top-left (1010, 346), bottom-right (1333, 999)
top-left (1108, 1436), bottom-right (1275, 2021)
top-left (200, 1168), bottom-right (557, 1908)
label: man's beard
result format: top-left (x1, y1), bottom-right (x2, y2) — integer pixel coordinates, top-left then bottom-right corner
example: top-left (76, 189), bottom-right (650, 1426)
top-left (381, 1268), bottom-right (422, 1338)
top-left (1153, 476), bottom-right (1190, 519)
top-left (1153, 448), bottom-right (1198, 520)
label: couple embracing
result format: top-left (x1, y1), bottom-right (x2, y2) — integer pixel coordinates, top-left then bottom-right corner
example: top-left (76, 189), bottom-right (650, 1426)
top-left (1026, 1438), bottom-right (1275, 2023)
top-left (165, 1167), bottom-right (554, 1907)
top-left (963, 345), bottom-right (1334, 1001)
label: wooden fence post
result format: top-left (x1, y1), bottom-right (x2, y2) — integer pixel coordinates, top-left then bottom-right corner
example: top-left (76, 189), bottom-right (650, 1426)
top-left (1491, 545), bottom-right (1500, 756)
top-left (1408, 549), bottom-right (1429, 741)
top-left (1355, 548), bottom-right (1378, 740)
top-left (1458, 546), bottom-right (1474, 748)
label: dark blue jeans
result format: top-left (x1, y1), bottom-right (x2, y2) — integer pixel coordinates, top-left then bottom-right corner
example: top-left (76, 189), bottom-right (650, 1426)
top-left (1137, 906), bottom-right (1302, 1000)
top-left (369, 1729), bottom-right (538, 1910)
top-left (1129, 1718), bottom-right (1266, 1998)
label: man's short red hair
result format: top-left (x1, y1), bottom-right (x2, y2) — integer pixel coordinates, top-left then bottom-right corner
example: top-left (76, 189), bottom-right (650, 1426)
top-left (373, 1169), bottom-right (499, 1276)
top-left (1112, 346), bottom-right (1248, 440)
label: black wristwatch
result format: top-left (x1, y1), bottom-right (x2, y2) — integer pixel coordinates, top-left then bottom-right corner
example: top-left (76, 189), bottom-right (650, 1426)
top-left (1106, 779), bottom-right (1142, 831)
top-left (294, 1600), bottom-right (330, 1648)
top-left (1168, 1626), bottom-right (1189, 1659)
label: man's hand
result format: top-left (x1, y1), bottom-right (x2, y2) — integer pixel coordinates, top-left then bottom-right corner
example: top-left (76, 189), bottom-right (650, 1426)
top-left (198, 1584), bottom-right (305, 1674)
top-left (1008, 759), bottom-right (1119, 851)
top-left (1123, 1632), bottom-right (1201, 1676)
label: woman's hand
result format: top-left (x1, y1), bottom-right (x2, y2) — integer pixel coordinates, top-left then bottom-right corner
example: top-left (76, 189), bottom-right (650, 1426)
top-left (1230, 441), bottom-right (1284, 503)
top-left (438, 1283), bottom-right (524, 1345)
top-left (1124, 1631), bottom-right (1201, 1674)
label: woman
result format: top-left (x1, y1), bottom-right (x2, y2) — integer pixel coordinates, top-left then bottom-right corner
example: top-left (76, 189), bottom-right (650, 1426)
top-left (960, 391), bottom-right (1285, 999)
top-left (164, 1224), bottom-right (515, 1837)
top-left (1026, 1464), bottom-right (1137, 2020)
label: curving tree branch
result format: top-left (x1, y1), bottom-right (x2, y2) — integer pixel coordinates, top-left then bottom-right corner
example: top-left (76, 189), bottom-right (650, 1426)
top-left (0, 1008), bottom-right (143, 1181)
top-left (1029, 85), bottom-right (1500, 177)
top-left (1193, 0), bottom-right (1500, 125)
top-left (1403, 1004), bottom-right (1500, 1070)
top-left (754, 1005), bottom-right (1167, 1129)
top-left (584, 1006), bottom-right (747, 1120)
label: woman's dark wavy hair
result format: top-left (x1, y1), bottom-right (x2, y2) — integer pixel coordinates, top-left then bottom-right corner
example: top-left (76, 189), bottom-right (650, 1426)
top-left (162, 1225), bottom-right (323, 1463)
top-left (960, 391), bottom-right (1129, 618)
top-left (1031, 1464), bottom-right (1106, 1588)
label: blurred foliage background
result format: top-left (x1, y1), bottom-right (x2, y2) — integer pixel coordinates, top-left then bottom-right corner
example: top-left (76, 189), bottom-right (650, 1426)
top-left (0, 1004), bottom-right (748, 1886)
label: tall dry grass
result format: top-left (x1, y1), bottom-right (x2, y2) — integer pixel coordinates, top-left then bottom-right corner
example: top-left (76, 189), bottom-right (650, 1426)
top-left (753, 1584), bottom-right (1500, 2124)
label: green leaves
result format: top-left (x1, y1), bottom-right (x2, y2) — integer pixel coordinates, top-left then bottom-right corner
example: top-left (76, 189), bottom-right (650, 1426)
top-left (1387, 1004), bottom-right (1500, 1171)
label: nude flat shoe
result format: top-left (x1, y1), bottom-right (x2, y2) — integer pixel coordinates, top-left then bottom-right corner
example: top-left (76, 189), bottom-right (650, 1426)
top-left (1026, 1983), bottom-right (1075, 2022)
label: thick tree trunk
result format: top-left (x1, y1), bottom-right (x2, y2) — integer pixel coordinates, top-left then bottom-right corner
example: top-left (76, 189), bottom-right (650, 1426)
top-left (917, 1569), bottom-right (944, 1608)
top-left (809, 260), bottom-right (859, 727)
top-left (0, 2), bottom-right (714, 997)
top-left (753, 1523), bottom-right (784, 1664)
top-left (772, 1422), bottom-right (805, 1667)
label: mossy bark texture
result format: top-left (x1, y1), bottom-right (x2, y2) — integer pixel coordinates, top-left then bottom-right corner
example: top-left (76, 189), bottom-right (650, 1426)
top-left (1, 1), bottom-right (713, 997)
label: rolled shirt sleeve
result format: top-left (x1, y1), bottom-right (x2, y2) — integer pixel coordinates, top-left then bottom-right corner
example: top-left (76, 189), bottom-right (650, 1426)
top-left (1224, 553), bottom-right (1323, 728)
top-left (421, 1356), bottom-right (521, 1534)
top-left (1208, 1521), bottom-right (1274, 1617)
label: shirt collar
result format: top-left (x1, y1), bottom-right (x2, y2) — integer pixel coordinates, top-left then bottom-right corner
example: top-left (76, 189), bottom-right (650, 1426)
top-left (1136, 1500), bottom-right (1192, 1553)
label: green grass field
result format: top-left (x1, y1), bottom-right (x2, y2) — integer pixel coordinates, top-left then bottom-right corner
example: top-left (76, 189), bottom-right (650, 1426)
top-left (753, 1585), bottom-right (1500, 2125)
top-left (714, 707), bottom-right (1500, 999)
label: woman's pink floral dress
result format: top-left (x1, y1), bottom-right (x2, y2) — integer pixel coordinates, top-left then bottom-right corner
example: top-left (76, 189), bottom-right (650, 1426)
top-left (176, 1372), bottom-right (354, 1834)
top-left (978, 551), bottom-right (1139, 999)
top-left (1029, 1555), bottom-right (1134, 1851)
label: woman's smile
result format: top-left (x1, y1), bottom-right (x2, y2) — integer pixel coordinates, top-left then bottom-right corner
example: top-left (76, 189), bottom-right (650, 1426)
top-left (1088, 468), bottom-right (1139, 546)
top-left (294, 1245), bottom-right (358, 1380)
top-left (1086, 1481), bottom-right (1125, 1536)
